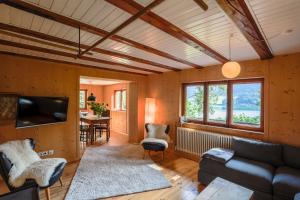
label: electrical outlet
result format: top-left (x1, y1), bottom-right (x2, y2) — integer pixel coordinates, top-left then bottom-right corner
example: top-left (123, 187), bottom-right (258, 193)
top-left (48, 150), bottom-right (54, 155)
top-left (38, 151), bottom-right (48, 157)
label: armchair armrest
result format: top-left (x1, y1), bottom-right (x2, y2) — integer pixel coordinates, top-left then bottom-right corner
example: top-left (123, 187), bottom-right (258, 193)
top-left (202, 148), bottom-right (234, 163)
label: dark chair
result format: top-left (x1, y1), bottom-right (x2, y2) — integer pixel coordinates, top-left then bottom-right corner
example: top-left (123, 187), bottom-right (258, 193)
top-left (0, 185), bottom-right (39, 200)
top-left (80, 119), bottom-right (90, 143)
top-left (0, 139), bottom-right (65, 200)
top-left (141, 123), bottom-right (170, 160)
top-left (94, 110), bottom-right (111, 142)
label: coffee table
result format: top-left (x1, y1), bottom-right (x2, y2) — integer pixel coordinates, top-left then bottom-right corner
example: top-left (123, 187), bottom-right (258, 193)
top-left (195, 177), bottom-right (254, 200)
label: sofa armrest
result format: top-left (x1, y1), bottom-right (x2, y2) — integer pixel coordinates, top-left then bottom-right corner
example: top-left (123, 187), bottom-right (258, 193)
top-left (202, 148), bottom-right (234, 163)
top-left (0, 185), bottom-right (39, 200)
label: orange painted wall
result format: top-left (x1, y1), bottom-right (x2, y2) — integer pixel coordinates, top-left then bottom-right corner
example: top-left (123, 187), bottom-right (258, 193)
top-left (79, 84), bottom-right (104, 112)
top-left (103, 83), bottom-right (127, 134)
top-left (147, 53), bottom-right (300, 147)
top-left (0, 54), bottom-right (146, 162)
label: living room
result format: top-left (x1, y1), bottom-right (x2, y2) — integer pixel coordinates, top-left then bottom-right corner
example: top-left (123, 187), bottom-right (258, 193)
top-left (0, 0), bottom-right (299, 200)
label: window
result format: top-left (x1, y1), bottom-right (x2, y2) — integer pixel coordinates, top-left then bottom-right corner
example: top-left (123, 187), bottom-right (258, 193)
top-left (208, 84), bottom-right (227, 124)
top-left (184, 84), bottom-right (204, 121)
top-left (79, 89), bottom-right (87, 109)
top-left (231, 81), bottom-right (262, 128)
top-left (182, 78), bottom-right (264, 131)
top-left (114, 90), bottom-right (126, 111)
top-left (121, 90), bottom-right (126, 111)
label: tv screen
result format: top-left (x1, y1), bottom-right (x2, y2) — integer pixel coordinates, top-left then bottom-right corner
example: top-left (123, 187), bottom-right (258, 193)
top-left (16, 96), bottom-right (69, 128)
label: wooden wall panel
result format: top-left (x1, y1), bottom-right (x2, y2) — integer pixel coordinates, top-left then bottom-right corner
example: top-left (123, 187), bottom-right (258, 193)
top-left (0, 54), bottom-right (146, 162)
top-left (147, 52), bottom-right (300, 147)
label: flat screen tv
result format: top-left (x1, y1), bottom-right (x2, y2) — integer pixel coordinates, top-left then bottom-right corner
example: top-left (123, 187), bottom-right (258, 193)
top-left (16, 96), bottom-right (69, 128)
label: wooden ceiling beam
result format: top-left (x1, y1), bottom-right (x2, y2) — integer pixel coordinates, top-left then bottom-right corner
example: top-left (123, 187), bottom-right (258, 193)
top-left (0, 51), bottom-right (147, 76)
top-left (217, 0), bottom-right (273, 59)
top-left (0, 23), bottom-right (178, 71)
top-left (193, 0), bottom-right (208, 11)
top-left (0, 39), bottom-right (161, 74)
top-left (1, 0), bottom-right (200, 69)
top-left (79, 0), bottom-right (164, 56)
top-left (106, 0), bottom-right (228, 63)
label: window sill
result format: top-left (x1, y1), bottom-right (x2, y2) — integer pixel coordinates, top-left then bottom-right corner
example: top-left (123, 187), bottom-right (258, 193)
top-left (181, 122), bottom-right (264, 140)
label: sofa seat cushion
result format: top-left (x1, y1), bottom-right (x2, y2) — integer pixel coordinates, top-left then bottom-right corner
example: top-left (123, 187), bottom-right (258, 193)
top-left (224, 157), bottom-right (275, 193)
top-left (273, 167), bottom-right (300, 199)
top-left (200, 156), bottom-right (275, 194)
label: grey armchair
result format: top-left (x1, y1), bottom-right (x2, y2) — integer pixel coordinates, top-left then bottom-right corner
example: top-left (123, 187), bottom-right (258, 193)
top-left (0, 139), bottom-right (65, 200)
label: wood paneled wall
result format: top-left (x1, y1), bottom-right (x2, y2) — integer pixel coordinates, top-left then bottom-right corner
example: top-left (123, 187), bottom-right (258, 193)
top-left (0, 54), bottom-right (146, 162)
top-left (147, 53), bottom-right (300, 147)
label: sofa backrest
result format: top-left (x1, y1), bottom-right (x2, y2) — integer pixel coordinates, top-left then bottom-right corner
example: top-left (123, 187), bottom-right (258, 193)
top-left (283, 145), bottom-right (300, 169)
top-left (232, 137), bottom-right (283, 167)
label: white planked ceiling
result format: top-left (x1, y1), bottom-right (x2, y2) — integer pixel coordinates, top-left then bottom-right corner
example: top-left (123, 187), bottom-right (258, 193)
top-left (247, 0), bottom-right (300, 55)
top-left (0, 0), bottom-right (300, 75)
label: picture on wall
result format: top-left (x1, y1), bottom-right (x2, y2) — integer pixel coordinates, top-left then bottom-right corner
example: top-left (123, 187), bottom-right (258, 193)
top-left (0, 93), bottom-right (19, 124)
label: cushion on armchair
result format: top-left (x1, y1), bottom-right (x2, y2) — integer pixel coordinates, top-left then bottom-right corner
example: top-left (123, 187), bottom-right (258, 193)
top-left (0, 139), bottom-right (66, 188)
top-left (146, 123), bottom-right (170, 142)
top-left (141, 138), bottom-right (168, 148)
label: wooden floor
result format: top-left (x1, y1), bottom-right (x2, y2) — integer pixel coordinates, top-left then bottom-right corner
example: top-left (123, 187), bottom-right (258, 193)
top-left (0, 131), bottom-right (202, 200)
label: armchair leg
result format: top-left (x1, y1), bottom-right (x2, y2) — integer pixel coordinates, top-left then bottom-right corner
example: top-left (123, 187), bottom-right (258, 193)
top-left (45, 188), bottom-right (51, 200)
top-left (162, 151), bottom-right (165, 161)
top-left (59, 177), bottom-right (63, 187)
top-left (143, 150), bottom-right (145, 159)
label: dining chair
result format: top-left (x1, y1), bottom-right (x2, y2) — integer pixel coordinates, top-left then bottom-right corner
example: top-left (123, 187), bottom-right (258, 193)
top-left (80, 118), bottom-right (90, 144)
top-left (94, 110), bottom-right (111, 142)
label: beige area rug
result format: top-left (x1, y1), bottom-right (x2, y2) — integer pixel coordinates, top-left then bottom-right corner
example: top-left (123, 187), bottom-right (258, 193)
top-left (65, 144), bottom-right (171, 200)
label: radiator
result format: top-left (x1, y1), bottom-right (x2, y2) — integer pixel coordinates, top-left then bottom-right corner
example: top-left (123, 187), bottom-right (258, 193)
top-left (176, 127), bottom-right (233, 156)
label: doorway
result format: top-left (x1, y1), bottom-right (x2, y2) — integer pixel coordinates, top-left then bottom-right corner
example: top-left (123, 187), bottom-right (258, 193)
top-left (79, 76), bottom-right (130, 143)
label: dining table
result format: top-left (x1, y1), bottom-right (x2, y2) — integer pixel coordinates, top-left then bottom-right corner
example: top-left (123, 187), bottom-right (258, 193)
top-left (80, 115), bottom-right (111, 144)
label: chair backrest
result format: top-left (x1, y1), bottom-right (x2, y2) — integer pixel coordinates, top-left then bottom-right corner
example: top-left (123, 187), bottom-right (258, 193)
top-left (145, 123), bottom-right (170, 134)
top-left (102, 110), bottom-right (110, 117)
top-left (0, 139), bottom-right (35, 191)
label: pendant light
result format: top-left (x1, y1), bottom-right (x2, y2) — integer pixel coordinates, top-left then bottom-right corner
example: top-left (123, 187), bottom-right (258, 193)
top-left (87, 93), bottom-right (96, 102)
top-left (87, 80), bottom-right (96, 102)
top-left (222, 34), bottom-right (241, 78)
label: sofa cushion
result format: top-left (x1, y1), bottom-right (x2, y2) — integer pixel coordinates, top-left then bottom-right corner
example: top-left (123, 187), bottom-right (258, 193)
top-left (283, 145), bottom-right (300, 169)
top-left (225, 157), bottom-right (275, 193)
top-left (273, 167), bottom-right (300, 199)
top-left (232, 137), bottom-right (283, 167)
top-left (200, 156), bottom-right (274, 194)
top-left (295, 193), bottom-right (300, 200)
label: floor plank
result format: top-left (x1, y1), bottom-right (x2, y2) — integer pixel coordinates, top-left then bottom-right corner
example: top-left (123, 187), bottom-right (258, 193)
top-left (0, 132), bottom-right (202, 200)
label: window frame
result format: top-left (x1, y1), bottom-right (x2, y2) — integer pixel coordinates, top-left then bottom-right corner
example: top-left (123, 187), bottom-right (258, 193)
top-left (79, 89), bottom-right (87, 110)
top-left (114, 89), bottom-right (126, 111)
top-left (182, 82), bottom-right (205, 124)
top-left (182, 78), bottom-right (264, 132)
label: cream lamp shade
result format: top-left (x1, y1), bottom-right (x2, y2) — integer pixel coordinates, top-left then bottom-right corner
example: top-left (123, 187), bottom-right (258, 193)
top-left (222, 61), bottom-right (241, 78)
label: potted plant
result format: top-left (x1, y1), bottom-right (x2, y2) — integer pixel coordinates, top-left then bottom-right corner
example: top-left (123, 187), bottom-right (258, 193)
top-left (88, 102), bottom-right (108, 117)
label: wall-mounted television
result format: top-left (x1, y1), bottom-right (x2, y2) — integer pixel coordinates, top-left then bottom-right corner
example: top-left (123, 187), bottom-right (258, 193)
top-left (16, 96), bottom-right (69, 128)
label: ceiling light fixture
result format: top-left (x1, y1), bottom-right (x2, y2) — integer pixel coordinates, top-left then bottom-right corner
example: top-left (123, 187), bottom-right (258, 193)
top-left (222, 34), bottom-right (241, 79)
